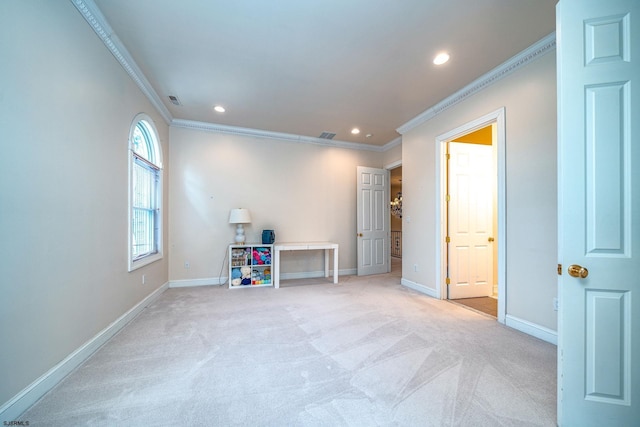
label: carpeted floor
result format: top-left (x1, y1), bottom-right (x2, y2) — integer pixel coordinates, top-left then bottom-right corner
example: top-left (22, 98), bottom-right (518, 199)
top-left (21, 269), bottom-right (556, 426)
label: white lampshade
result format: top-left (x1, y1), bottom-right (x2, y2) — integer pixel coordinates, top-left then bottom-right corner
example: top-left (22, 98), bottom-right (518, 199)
top-left (229, 208), bottom-right (251, 244)
top-left (229, 208), bottom-right (251, 224)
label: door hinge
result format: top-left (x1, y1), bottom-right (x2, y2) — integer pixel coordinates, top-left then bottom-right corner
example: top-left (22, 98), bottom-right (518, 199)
top-left (446, 194), bottom-right (451, 202)
top-left (446, 277), bottom-right (451, 285)
top-left (446, 153), bottom-right (450, 160)
top-left (557, 264), bottom-right (562, 275)
top-left (445, 236), bottom-right (450, 243)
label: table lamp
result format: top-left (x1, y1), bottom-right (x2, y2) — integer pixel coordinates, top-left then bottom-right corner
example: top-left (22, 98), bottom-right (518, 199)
top-left (229, 208), bottom-right (251, 244)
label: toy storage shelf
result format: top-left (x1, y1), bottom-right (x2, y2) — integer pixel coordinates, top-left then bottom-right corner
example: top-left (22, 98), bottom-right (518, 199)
top-left (229, 244), bottom-right (273, 289)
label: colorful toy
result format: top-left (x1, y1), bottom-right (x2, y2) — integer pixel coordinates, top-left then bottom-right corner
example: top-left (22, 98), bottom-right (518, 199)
top-left (252, 268), bottom-right (263, 285)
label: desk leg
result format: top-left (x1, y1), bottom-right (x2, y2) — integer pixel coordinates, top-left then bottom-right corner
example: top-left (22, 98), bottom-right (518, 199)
top-left (273, 248), bottom-right (280, 289)
top-left (324, 249), bottom-right (329, 278)
top-left (333, 247), bottom-right (339, 284)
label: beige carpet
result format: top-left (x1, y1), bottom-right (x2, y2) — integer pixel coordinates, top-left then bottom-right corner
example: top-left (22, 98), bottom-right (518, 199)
top-left (22, 270), bottom-right (556, 426)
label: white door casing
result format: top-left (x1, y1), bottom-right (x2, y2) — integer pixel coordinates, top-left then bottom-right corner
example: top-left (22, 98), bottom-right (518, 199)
top-left (435, 108), bottom-right (506, 322)
top-left (357, 166), bottom-right (390, 276)
top-left (447, 142), bottom-right (494, 299)
top-left (557, 0), bottom-right (639, 424)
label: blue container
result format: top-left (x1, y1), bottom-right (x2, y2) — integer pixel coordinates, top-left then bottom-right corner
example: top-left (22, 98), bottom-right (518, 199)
top-left (262, 229), bottom-right (275, 244)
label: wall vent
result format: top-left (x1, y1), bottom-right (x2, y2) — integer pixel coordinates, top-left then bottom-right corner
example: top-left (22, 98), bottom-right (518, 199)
top-left (318, 131), bottom-right (336, 140)
top-left (168, 95), bottom-right (181, 106)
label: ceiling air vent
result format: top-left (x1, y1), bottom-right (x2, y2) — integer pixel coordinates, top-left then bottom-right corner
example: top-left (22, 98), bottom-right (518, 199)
top-left (318, 131), bottom-right (336, 140)
top-left (168, 95), bottom-right (181, 106)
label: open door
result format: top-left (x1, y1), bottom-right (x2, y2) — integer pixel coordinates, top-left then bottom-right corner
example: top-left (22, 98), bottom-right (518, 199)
top-left (447, 141), bottom-right (494, 299)
top-left (557, 0), bottom-right (639, 424)
top-left (356, 166), bottom-right (389, 276)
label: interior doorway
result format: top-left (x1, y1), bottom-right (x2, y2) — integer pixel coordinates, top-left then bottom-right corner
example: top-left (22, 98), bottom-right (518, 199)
top-left (387, 161), bottom-right (402, 275)
top-left (447, 129), bottom-right (496, 316)
top-left (436, 108), bottom-right (506, 323)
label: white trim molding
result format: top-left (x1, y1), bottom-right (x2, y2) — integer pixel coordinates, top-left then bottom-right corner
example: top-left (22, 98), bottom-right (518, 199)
top-left (435, 107), bottom-right (507, 324)
top-left (385, 159), bottom-right (402, 170)
top-left (397, 32), bottom-right (556, 135)
top-left (381, 137), bottom-right (402, 152)
top-left (169, 277), bottom-right (227, 288)
top-left (401, 278), bottom-right (439, 299)
top-left (171, 119), bottom-right (388, 152)
top-left (73, 0), bottom-right (553, 152)
top-left (505, 315), bottom-right (558, 345)
top-left (280, 268), bottom-right (356, 281)
top-left (70, 0), bottom-right (173, 124)
top-left (0, 282), bottom-right (169, 421)
top-left (71, 0), bottom-right (402, 151)
top-left (169, 269), bottom-right (356, 288)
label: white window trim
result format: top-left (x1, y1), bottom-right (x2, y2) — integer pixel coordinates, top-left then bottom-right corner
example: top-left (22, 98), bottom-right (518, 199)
top-left (128, 113), bottom-right (163, 272)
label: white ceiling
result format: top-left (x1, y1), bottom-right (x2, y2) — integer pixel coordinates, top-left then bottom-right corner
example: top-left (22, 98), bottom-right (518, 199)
top-left (93, 0), bottom-right (557, 147)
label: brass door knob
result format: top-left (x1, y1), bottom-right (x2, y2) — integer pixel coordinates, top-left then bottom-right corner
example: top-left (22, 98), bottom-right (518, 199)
top-left (357, 233), bottom-right (363, 237)
top-left (568, 264), bottom-right (589, 279)
top-left (488, 237), bottom-right (495, 242)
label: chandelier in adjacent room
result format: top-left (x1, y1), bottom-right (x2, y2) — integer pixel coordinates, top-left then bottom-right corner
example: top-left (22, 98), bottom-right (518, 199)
top-left (390, 192), bottom-right (402, 218)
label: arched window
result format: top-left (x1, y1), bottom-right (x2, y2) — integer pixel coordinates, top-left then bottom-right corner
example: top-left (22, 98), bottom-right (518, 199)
top-left (128, 114), bottom-right (163, 271)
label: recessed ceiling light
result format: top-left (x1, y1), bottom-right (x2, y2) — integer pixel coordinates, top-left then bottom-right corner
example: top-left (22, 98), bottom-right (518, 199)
top-left (214, 105), bottom-right (226, 113)
top-left (433, 52), bottom-right (450, 65)
top-left (351, 128), bottom-right (360, 135)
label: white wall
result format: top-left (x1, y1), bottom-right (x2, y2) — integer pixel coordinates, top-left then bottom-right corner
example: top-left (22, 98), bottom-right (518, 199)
top-left (0, 1), bottom-right (169, 407)
top-left (169, 126), bottom-right (384, 282)
top-left (383, 141), bottom-right (402, 168)
top-left (402, 52), bottom-right (558, 331)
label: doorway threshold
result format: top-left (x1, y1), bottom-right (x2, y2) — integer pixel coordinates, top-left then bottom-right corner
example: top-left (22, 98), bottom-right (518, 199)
top-left (448, 297), bottom-right (497, 318)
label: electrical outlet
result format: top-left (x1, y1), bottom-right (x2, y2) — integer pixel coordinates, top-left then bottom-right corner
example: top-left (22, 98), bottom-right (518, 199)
top-left (184, 261), bottom-right (190, 269)
top-left (414, 264), bottom-right (418, 272)
top-left (142, 274), bottom-right (146, 285)
top-left (553, 297), bottom-right (559, 311)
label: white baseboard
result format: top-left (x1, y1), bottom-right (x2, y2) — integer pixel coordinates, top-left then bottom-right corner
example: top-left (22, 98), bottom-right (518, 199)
top-left (169, 277), bottom-right (226, 288)
top-left (505, 314), bottom-right (557, 345)
top-left (400, 278), bottom-right (439, 298)
top-left (168, 270), bottom-right (356, 288)
top-left (0, 282), bottom-right (169, 421)
top-left (281, 269), bottom-right (355, 281)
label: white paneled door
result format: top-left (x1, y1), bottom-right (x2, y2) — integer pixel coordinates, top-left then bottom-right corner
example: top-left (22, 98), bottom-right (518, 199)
top-left (356, 166), bottom-right (389, 276)
top-left (447, 142), bottom-right (494, 299)
top-left (557, 0), bottom-right (639, 424)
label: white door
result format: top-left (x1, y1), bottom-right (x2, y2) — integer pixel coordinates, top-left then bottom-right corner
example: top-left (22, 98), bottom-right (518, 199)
top-left (557, 0), bottom-right (639, 424)
top-left (356, 166), bottom-right (389, 276)
top-left (447, 142), bottom-right (494, 299)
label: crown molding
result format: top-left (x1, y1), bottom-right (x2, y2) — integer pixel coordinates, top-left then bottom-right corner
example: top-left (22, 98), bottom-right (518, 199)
top-left (70, 0), bottom-right (173, 124)
top-left (396, 32), bottom-right (556, 135)
top-left (72, 0), bottom-right (397, 151)
top-left (382, 137), bottom-right (402, 151)
top-left (171, 119), bottom-right (389, 152)
top-left (71, 0), bottom-right (552, 150)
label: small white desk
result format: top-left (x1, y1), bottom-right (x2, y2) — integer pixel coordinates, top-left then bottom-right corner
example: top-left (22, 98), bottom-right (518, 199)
top-left (272, 242), bottom-right (339, 288)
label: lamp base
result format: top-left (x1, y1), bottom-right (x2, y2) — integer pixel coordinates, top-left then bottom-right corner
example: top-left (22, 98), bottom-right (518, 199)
top-left (234, 224), bottom-right (246, 244)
